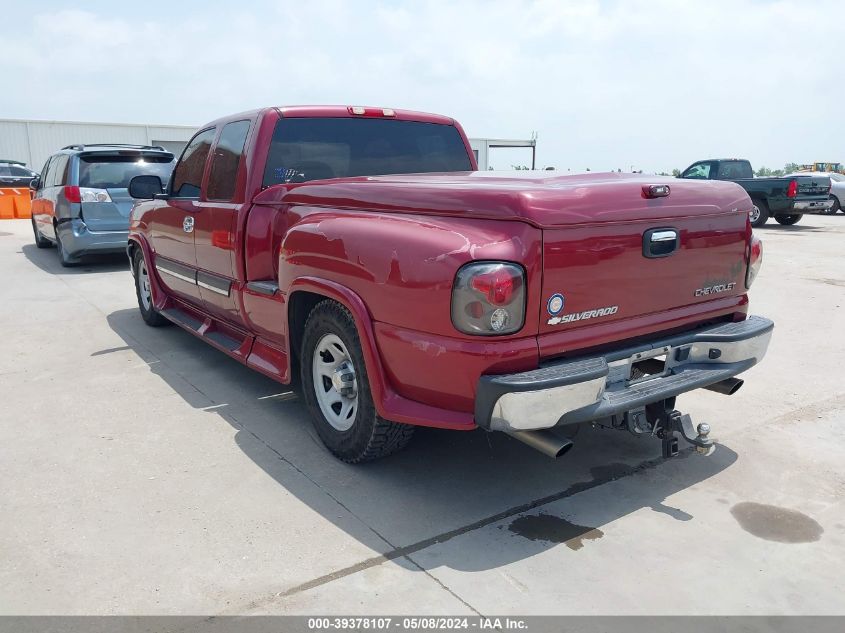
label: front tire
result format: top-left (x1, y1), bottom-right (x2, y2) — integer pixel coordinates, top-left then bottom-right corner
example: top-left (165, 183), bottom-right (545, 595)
top-left (775, 214), bottom-right (803, 226)
top-left (830, 197), bottom-right (841, 214)
top-left (32, 218), bottom-right (51, 248)
top-left (301, 300), bottom-right (414, 463)
top-left (133, 249), bottom-right (168, 327)
top-left (749, 200), bottom-right (769, 228)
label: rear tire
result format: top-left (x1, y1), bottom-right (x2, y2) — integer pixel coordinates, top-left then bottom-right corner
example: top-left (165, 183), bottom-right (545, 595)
top-left (133, 249), bottom-right (168, 327)
top-left (749, 200), bottom-right (769, 228)
top-left (32, 218), bottom-right (51, 248)
top-left (55, 227), bottom-right (79, 267)
top-left (301, 300), bottom-right (414, 463)
top-left (774, 214), bottom-right (803, 226)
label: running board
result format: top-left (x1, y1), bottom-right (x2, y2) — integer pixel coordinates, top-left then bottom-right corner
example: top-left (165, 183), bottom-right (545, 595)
top-left (160, 306), bottom-right (249, 355)
top-left (158, 304), bottom-right (289, 384)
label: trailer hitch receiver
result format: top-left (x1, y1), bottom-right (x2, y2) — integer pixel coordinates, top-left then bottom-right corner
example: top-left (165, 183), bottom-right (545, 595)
top-left (659, 410), bottom-right (715, 457)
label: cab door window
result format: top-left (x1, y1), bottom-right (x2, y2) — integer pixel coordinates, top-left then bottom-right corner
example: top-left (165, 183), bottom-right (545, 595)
top-left (207, 120), bottom-right (251, 201)
top-left (681, 162), bottom-right (714, 179)
top-left (170, 128), bottom-right (216, 198)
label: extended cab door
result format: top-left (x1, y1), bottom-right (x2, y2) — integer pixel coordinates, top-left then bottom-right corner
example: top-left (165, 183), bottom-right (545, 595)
top-left (192, 119), bottom-right (253, 326)
top-left (147, 127), bottom-right (216, 304)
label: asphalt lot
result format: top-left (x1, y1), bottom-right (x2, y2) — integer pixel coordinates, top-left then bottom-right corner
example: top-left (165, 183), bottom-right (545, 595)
top-left (1, 215), bottom-right (844, 615)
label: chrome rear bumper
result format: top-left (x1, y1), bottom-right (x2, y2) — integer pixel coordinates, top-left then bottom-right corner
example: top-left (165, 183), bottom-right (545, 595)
top-left (475, 316), bottom-right (773, 432)
top-left (793, 200), bottom-right (833, 211)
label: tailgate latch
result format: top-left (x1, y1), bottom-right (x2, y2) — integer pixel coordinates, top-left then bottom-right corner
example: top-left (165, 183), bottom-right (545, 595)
top-left (642, 227), bottom-right (679, 258)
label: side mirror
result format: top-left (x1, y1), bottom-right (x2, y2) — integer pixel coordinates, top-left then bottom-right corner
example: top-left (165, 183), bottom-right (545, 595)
top-left (29, 176), bottom-right (41, 190)
top-left (129, 175), bottom-right (164, 199)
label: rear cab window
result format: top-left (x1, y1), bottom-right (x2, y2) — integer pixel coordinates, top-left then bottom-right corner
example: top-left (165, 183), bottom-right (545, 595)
top-left (79, 153), bottom-right (175, 190)
top-left (262, 117), bottom-right (472, 186)
top-left (207, 120), bottom-right (251, 201)
top-left (714, 161), bottom-right (753, 180)
top-left (170, 128), bottom-right (216, 198)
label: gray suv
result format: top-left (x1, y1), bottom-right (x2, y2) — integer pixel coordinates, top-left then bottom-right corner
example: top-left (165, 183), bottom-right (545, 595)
top-left (30, 144), bottom-right (175, 266)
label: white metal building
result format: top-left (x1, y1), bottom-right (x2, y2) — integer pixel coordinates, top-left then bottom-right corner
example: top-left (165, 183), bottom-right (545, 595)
top-left (469, 138), bottom-right (537, 171)
top-left (0, 119), bottom-right (197, 171)
top-left (1, 117), bottom-right (535, 172)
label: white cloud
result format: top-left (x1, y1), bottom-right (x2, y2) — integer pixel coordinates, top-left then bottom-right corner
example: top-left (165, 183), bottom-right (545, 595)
top-left (3, 0), bottom-right (843, 172)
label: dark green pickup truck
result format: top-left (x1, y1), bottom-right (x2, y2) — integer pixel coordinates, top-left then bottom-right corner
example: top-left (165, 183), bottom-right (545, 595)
top-left (680, 159), bottom-right (832, 227)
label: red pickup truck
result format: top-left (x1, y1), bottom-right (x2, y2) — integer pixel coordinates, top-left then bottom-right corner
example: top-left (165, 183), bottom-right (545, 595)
top-left (126, 105), bottom-right (773, 463)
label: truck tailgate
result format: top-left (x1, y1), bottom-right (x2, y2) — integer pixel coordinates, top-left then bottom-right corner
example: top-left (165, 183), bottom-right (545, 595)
top-left (795, 174), bottom-right (830, 198)
top-left (539, 210), bottom-right (749, 355)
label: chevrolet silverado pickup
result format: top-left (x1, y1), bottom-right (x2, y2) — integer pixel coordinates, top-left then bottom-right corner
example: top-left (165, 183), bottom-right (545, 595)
top-left (126, 106), bottom-right (772, 463)
top-left (680, 158), bottom-right (831, 228)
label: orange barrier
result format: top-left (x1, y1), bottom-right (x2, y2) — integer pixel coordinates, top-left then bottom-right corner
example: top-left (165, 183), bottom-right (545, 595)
top-left (0, 188), bottom-right (32, 219)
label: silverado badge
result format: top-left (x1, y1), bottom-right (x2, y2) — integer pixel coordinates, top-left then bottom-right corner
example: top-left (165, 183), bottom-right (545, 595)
top-left (547, 305), bottom-right (619, 326)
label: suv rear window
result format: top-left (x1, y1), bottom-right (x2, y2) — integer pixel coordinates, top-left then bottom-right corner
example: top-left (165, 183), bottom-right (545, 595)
top-left (0, 165), bottom-right (36, 178)
top-left (79, 154), bottom-right (175, 189)
top-left (263, 117), bottom-right (472, 186)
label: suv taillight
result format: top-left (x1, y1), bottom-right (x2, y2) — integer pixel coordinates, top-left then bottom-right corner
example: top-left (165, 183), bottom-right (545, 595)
top-left (746, 234), bottom-right (763, 289)
top-left (63, 186), bottom-right (112, 203)
top-left (80, 187), bottom-right (112, 203)
top-left (786, 179), bottom-right (798, 198)
top-left (63, 186), bottom-right (81, 203)
top-left (451, 262), bottom-right (525, 335)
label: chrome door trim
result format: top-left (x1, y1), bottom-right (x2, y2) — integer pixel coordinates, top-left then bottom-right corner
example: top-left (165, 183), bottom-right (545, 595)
top-left (155, 258), bottom-right (197, 285)
top-left (196, 270), bottom-right (232, 297)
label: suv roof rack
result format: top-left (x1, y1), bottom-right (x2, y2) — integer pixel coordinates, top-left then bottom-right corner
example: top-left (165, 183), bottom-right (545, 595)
top-left (61, 143), bottom-right (168, 151)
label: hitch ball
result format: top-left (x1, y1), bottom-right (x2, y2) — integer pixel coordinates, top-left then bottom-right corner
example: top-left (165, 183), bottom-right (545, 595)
top-left (695, 422), bottom-right (714, 456)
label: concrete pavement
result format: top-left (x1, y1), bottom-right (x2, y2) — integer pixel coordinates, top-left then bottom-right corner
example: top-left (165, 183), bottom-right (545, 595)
top-left (0, 216), bottom-right (843, 615)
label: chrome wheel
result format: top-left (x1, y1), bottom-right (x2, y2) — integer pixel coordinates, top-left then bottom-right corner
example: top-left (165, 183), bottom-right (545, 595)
top-left (312, 333), bottom-right (358, 431)
top-left (137, 258), bottom-right (152, 311)
top-left (749, 205), bottom-right (761, 224)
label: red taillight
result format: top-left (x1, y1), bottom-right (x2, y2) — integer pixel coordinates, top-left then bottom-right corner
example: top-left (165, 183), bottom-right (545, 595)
top-left (452, 262), bottom-right (526, 335)
top-left (786, 179), bottom-right (798, 198)
top-left (64, 185), bottom-right (81, 203)
top-left (470, 269), bottom-right (519, 306)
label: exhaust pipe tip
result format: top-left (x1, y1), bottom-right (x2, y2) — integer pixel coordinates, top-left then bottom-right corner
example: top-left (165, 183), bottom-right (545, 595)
top-left (557, 440), bottom-right (575, 458)
top-left (506, 429), bottom-right (574, 459)
top-left (704, 377), bottom-right (744, 396)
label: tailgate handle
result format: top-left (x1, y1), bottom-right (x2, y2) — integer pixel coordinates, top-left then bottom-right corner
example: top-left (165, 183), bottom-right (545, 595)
top-left (643, 228), bottom-right (679, 258)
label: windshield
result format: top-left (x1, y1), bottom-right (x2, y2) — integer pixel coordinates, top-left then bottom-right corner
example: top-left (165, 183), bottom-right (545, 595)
top-left (263, 117), bottom-right (472, 186)
top-left (829, 173), bottom-right (844, 182)
top-left (79, 155), bottom-right (175, 189)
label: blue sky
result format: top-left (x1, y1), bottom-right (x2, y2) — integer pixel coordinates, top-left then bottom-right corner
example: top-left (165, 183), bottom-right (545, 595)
top-left (3, 0), bottom-right (843, 172)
